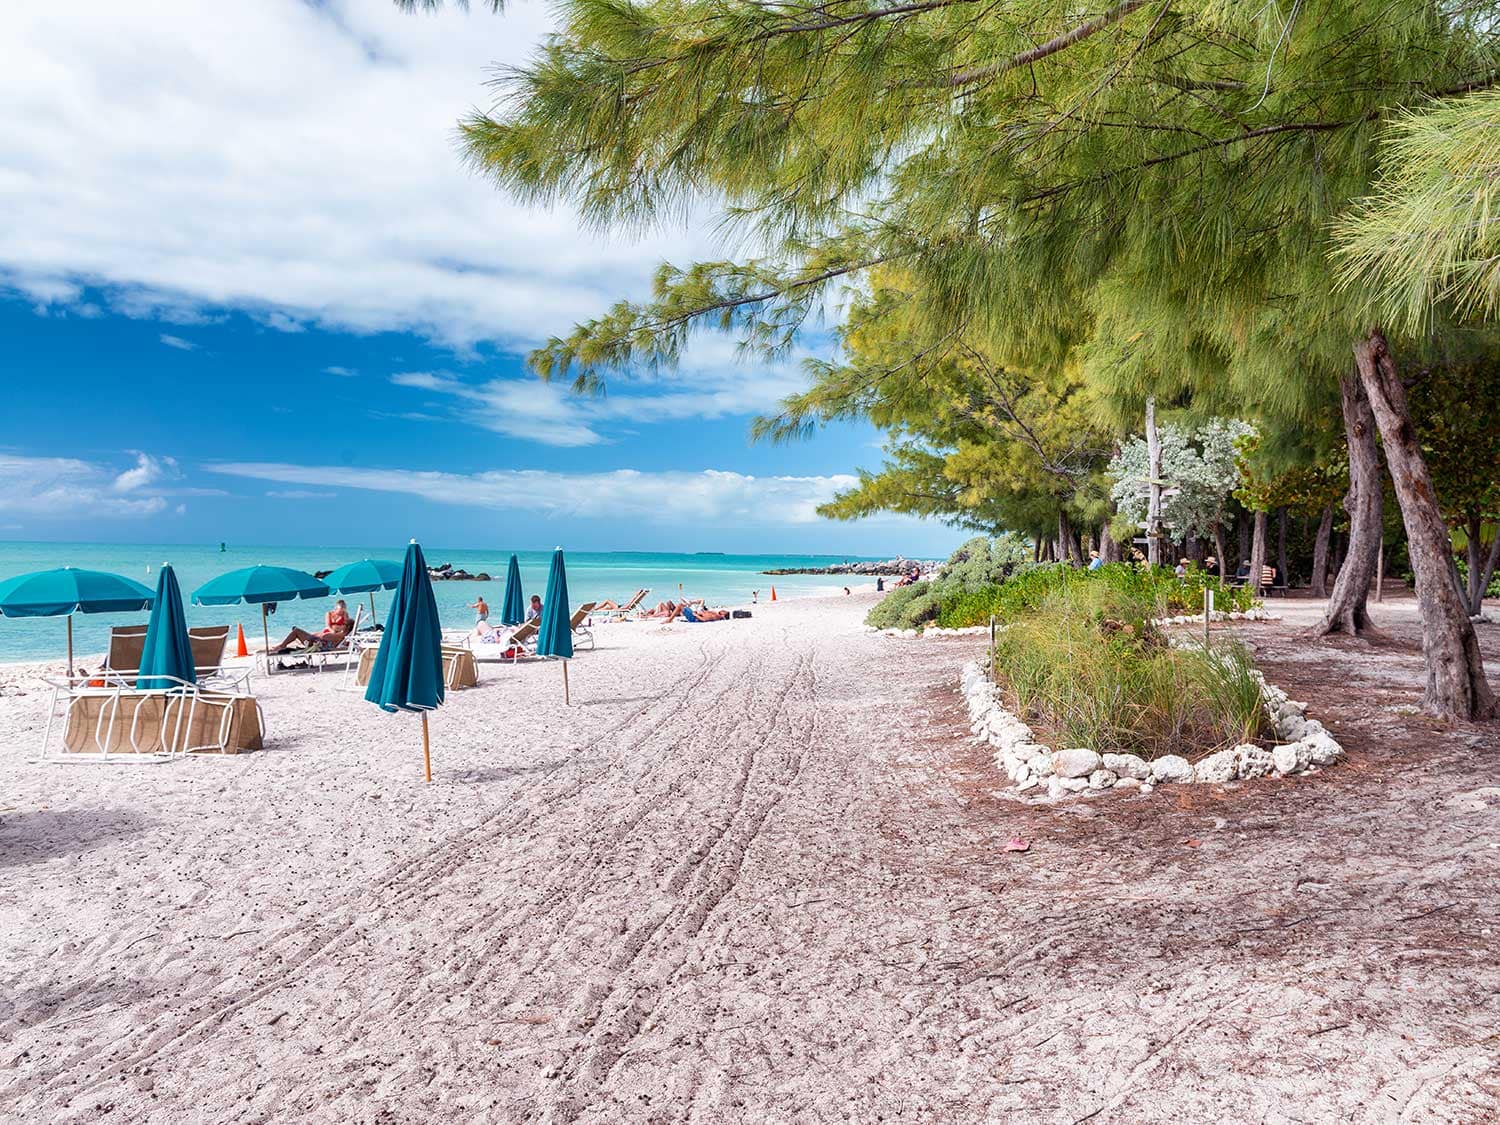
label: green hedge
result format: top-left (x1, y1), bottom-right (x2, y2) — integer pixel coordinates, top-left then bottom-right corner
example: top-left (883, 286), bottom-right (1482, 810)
top-left (872, 562), bottom-right (1258, 632)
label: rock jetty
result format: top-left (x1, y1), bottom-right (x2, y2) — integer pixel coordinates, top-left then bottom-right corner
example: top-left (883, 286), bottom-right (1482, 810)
top-left (762, 557), bottom-right (932, 577)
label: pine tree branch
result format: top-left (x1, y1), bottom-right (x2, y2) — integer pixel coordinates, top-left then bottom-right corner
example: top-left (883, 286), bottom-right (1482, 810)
top-left (748, 0), bottom-right (979, 42)
top-left (632, 256), bottom-right (890, 338)
top-left (940, 0), bottom-right (1154, 89)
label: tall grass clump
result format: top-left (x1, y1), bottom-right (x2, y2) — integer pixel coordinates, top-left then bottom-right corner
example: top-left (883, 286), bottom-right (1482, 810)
top-left (991, 581), bottom-right (1270, 760)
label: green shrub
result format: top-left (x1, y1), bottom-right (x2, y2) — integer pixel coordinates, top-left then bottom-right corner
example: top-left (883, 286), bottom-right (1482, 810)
top-left (990, 580), bottom-right (1270, 759)
top-left (866, 552), bottom-right (1255, 633)
top-left (865, 581), bottom-right (932, 630)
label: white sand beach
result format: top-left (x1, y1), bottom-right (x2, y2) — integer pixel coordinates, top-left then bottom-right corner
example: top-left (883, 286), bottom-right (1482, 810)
top-left (1, 592), bottom-right (1497, 1122)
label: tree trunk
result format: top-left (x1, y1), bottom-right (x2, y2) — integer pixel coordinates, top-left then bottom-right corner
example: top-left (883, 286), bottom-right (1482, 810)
top-left (1212, 523), bottom-right (1227, 578)
top-left (1033, 536), bottom-right (1043, 563)
top-left (1101, 526), bottom-right (1121, 564)
top-left (1353, 329), bottom-right (1496, 720)
top-left (1317, 372), bottom-right (1382, 637)
top-left (1463, 517), bottom-right (1500, 616)
top-left (1059, 510), bottom-right (1085, 567)
top-left (1311, 504), bottom-right (1334, 598)
top-left (1249, 510), bottom-right (1268, 597)
top-left (1471, 528), bottom-right (1500, 616)
top-left (1236, 511), bottom-right (1251, 570)
top-left (1145, 396), bottom-right (1164, 568)
top-left (1276, 507), bottom-right (1289, 587)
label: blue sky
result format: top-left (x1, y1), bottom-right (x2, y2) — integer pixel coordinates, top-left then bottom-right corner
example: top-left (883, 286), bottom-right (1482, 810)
top-left (0, 1), bottom-right (966, 557)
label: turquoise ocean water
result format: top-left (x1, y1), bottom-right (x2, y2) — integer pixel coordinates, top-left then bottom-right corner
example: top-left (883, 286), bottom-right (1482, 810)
top-left (0, 542), bottom-right (892, 663)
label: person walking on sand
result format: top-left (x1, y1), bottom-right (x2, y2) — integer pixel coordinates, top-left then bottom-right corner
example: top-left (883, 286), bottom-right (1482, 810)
top-left (469, 594), bottom-right (489, 624)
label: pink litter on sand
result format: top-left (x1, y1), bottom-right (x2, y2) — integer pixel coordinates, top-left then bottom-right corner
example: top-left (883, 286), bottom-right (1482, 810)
top-left (1005, 837), bottom-right (1030, 852)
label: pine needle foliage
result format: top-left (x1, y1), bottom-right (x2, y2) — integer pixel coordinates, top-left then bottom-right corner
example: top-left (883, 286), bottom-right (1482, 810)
top-left (444, 0), bottom-right (1498, 409)
top-left (1333, 90), bottom-right (1500, 331)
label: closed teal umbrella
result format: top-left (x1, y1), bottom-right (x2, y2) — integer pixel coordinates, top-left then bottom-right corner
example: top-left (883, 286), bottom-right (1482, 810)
top-left (501, 553), bottom-right (525, 626)
top-left (192, 564), bottom-right (330, 675)
top-left (0, 567), bottom-right (155, 676)
top-left (364, 541), bottom-right (444, 780)
top-left (138, 565), bottom-right (195, 691)
top-left (322, 558), bottom-right (402, 625)
top-left (536, 547), bottom-right (573, 703)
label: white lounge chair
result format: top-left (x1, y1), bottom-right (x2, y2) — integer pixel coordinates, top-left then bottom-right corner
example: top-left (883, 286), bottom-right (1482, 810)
top-left (592, 589), bottom-right (648, 620)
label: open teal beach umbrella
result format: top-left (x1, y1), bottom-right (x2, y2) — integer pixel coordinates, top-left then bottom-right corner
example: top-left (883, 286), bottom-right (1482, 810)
top-left (364, 541), bottom-right (444, 780)
top-left (501, 553), bottom-right (525, 626)
top-left (138, 565), bottom-right (195, 691)
top-left (0, 567), bottom-right (155, 676)
top-left (536, 547), bottom-right (574, 703)
top-left (322, 558), bottom-right (402, 625)
top-left (192, 564), bottom-right (330, 674)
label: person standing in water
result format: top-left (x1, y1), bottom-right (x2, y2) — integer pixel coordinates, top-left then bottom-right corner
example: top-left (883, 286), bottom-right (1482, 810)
top-left (469, 595), bottom-right (489, 624)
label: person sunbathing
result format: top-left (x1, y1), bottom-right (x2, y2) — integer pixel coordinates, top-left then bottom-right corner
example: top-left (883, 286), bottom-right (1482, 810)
top-left (677, 603), bottom-right (729, 622)
top-left (639, 599), bottom-right (680, 619)
top-left (270, 600), bottom-right (352, 653)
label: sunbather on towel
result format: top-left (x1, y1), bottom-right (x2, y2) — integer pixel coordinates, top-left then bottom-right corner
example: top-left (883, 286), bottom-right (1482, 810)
top-left (640, 599), bottom-right (684, 619)
top-left (678, 604), bottom-right (729, 622)
top-left (270, 600), bottom-right (352, 653)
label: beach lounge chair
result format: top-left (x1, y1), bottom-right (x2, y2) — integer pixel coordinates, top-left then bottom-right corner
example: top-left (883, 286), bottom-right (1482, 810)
top-left (498, 619), bottom-right (539, 662)
top-left (269, 605), bottom-right (368, 674)
top-left (100, 625), bottom-right (149, 684)
top-left (593, 589), bottom-right (648, 620)
top-left (188, 625), bottom-right (231, 682)
top-left (570, 602), bottom-right (598, 650)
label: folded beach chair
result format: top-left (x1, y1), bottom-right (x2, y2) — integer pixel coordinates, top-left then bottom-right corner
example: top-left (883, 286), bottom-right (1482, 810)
top-left (38, 667), bottom-right (263, 763)
top-left (592, 589), bottom-right (648, 620)
top-left (570, 602), bottom-right (598, 650)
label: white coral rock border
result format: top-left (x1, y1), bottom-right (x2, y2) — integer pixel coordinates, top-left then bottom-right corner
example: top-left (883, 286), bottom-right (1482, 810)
top-left (874, 608), bottom-right (1279, 639)
top-left (959, 660), bottom-right (1343, 801)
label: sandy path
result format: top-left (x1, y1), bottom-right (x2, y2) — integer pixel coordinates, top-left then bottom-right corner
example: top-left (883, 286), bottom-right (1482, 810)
top-left (1, 593), bottom-right (1497, 1122)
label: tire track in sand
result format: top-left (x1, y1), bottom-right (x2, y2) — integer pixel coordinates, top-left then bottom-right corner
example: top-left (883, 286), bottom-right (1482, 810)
top-left (17, 641), bottom-right (725, 1111)
top-left (541, 644), bottom-right (821, 1122)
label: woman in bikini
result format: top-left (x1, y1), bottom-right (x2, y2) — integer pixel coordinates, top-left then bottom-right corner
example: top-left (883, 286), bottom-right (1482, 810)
top-left (270, 600), bottom-right (353, 653)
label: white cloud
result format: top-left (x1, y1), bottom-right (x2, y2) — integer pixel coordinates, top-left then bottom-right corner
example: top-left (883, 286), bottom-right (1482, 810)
top-left (209, 461), bottom-right (863, 525)
top-left (159, 333), bottom-right (196, 351)
top-left (324, 366), bottom-right (357, 377)
top-left (385, 337), bottom-right (814, 446)
top-left (0, 453), bottom-right (172, 518)
top-left (263, 312), bottom-right (305, 333)
top-left (0, 1), bottom-right (718, 351)
top-left (112, 451), bottom-right (177, 493)
top-left (266, 489), bottom-right (337, 500)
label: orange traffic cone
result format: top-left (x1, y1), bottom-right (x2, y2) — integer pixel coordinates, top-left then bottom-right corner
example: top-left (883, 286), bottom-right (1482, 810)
top-left (235, 623), bottom-right (249, 658)
top-left (770, 586), bottom-right (777, 601)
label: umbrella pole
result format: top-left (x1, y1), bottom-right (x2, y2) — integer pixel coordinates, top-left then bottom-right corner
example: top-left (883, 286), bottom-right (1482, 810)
top-left (67, 615), bottom-right (74, 678)
top-left (262, 604), bottom-right (272, 675)
top-left (369, 591), bottom-right (377, 626)
top-left (562, 659), bottom-right (569, 705)
top-left (421, 712), bottom-right (432, 782)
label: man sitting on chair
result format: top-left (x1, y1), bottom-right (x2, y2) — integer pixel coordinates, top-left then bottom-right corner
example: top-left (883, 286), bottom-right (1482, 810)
top-left (270, 600), bottom-right (352, 653)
